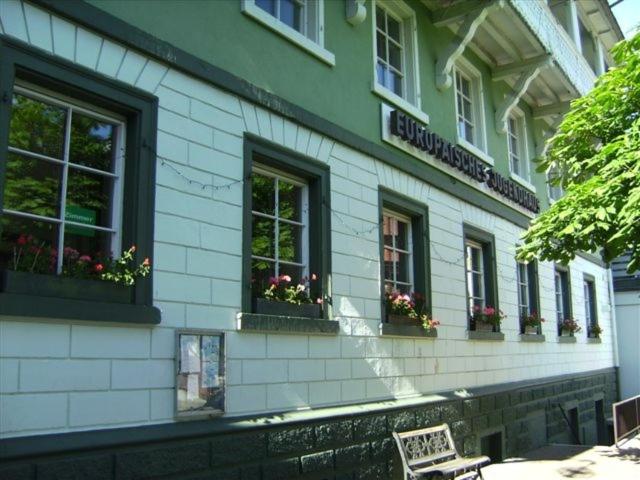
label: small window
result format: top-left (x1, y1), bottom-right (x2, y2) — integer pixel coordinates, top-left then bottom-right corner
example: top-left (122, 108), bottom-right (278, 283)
top-left (517, 261), bottom-right (540, 333)
top-left (373, 0), bottom-right (420, 108)
top-left (251, 166), bottom-right (309, 292)
top-left (454, 61), bottom-right (486, 154)
top-left (547, 167), bottom-right (564, 201)
top-left (555, 267), bottom-right (572, 330)
top-left (379, 189), bottom-right (431, 325)
top-left (584, 277), bottom-right (598, 335)
top-left (2, 85), bottom-right (125, 273)
top-left (383, 211), bottom-right (413, 294)
top-left (241, 0), bottom-right (334, 65)
top-left (464, 225), bottom-right (497, 331)
top-left (507, 113), bottom-right (529, 181)
top-left (242, 140), bottom-right (331, 320)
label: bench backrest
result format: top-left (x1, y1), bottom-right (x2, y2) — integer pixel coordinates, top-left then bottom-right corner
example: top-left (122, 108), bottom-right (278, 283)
top-left (393, 424), bottom-right (459, 469)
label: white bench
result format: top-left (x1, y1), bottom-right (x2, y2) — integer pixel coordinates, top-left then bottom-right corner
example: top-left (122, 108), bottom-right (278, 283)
top-left (393, 424), bottom-right (490, 479)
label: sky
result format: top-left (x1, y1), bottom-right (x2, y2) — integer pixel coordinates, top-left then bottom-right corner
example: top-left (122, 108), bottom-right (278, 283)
top-left (610, 0), bottom-right (640, 38)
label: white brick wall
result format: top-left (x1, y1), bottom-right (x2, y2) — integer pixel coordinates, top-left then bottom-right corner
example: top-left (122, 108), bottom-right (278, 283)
top-left (0, 0), bottom-right (617, 438)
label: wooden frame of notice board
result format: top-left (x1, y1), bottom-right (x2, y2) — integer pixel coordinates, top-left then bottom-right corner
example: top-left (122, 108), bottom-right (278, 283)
top-left (175, 329), bottom-right (226, 419)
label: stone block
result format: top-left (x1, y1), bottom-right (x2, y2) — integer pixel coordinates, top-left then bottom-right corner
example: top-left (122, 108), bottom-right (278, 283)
top-left (37, 455), bottom-right (112, 480)
top-left (335, 443), bottom-right (370, 468)
top-left (416, 406), bottom-right (440, 427)
top-left (463, 435), bottom-right (477, 456)
top-left (387, 411), bottom-right (415, 433)
top-left (240, 465), bottom-right (261, 480)
top-left (355, 463), bottom-right (387, 480)
top-left (211, 433), bottom-right (266, 466)
top-left (262, 459), bottom-right (300, 480)
top-left (480, 396), bottom-right (495, 413)
top-left (115, 442), bottom-right (209, 479)
top-left (488, 411), bottom-right (503, 427)
top-left (439, 402), bottom-right (463, 422)
top-left (472, 415), bottom-right (489, 432)
top-left (315, 420), bottom-right (353, 448)
top-left (0, 464), bottom-right (33, 480)
top-left (301, 451), bottom-right (334, 473)
top-left (451, 420), bottom-right (472, 437)
top-left (353, 416), bottom-right (386, 440)
top-left (464, 399), bottom-right (480, 417)
top-left (502, 407), bottom-right (516, 424)
top-left (268, 427), bottom-right (314, 455)
top-left (370, 437), bottom-right (395, 458)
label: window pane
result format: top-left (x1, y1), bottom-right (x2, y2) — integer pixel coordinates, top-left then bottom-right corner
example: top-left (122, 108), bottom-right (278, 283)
top-left (251, 258), bottom-right (274, 297)
top-left (4, 153), bottom-right (62, 219)
top-left (396, 252), bottom-right (410, 284)
top-left (464, 122), bottom-right (474, 143)
top-left (383, 216), bottom-right (396, 247)
top-left (69, 113), bottom-right (116, 173)
top-left (252, 173), bottom-right (275, 215)
top-left (278, 180), bottom-right (302, 222)
top-left (62, 228), bottom-right (113, 273)
top-left (388, 42), bottom-right (402, 71)
top-left (376, 7), bottom-right (385, 30)
top-left (470, 246), bottom-right (482, 272)
top-left (252, 216), bottom-right (275, 259)
top-left (255, 0), bottom-right (276, 15)
top-left (395, 219), bottom-right (409, 250)
top-left (376, 62), bottom-right (387, 88)
top-left (9, 93), bottom-right (67, 159)
top-left (462, 98), bottom-right (473, 122)
top-left (0, 215), bottom-right (58, 273)
top-left (280, 0), bottom-right (302, 32)
top-left (376, 32), bottom-right (387, 61)
top-left (66, 167), bottom-right (114, 229)
top-left (278, 222), bottom-right (302, 263)
top-left (472, 272), bottom-right (483, 299)
top-left (389, 71), bottom-right (402, 97)
top-left (387, 16), bottom-right (401, 42)
top-left (279, 263), bottom-right (303, 284)
top-left (460, 76), bottom-right (471, 97)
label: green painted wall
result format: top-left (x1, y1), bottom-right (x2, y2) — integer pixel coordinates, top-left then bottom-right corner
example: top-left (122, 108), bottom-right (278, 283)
top-left (86, 0), bottom-right (552, 212)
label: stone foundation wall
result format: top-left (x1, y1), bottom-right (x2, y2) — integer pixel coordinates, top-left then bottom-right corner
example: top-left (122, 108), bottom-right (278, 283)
top-left (0, 369), bottom-right (617, 480)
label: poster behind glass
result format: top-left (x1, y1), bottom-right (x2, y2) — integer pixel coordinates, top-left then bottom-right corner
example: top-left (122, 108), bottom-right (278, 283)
top-left (176, 331), bottom-right (224, 417)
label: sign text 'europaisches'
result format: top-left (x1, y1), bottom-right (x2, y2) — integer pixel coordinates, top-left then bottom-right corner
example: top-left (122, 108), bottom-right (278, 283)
top-left (389, 110), bottom-right (540, 213)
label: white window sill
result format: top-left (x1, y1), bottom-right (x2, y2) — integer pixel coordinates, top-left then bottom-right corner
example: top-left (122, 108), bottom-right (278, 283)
top-left (242, 2), bottom-right (335, 66)
top-left (456, 137), bottom-right (494, 166)
top-left (510, 173), bottom-right (537, 193)
top-left (372, 82), bottom-right (429, 125)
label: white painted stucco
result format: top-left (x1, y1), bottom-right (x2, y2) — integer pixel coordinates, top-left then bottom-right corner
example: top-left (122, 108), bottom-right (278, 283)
top-left (0, 0), bottom-right (616, 439)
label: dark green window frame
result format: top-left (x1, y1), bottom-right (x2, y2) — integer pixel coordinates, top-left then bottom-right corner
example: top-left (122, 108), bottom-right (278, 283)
top-left (378, 187), bottom-right (431, 322)
top-left (583, 274), bottom-right (599, 337)
top-left (463, 224), bottom-right (499, 331)
top-left (554, 265), bottom-right (573, 335)
top-left (241, 135), bottom-right (332, 320)
top-left (0, 37), bottom-right (159, 324)
top-left (517, 260), bottom-right (541, 334)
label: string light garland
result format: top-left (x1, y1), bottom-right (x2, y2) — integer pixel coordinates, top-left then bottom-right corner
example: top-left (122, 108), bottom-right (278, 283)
top-left (332, 211), bottom-right (381, 237)
top-left (158, 156), bottom-right (243, 191)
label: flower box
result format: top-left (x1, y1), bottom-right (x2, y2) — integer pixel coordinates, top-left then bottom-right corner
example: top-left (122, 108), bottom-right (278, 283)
top-left (252, 298), bottom-right (321, 319)
top-left (524, 325), bottom-right (539, 335)
top-left (475, 321), bottom-right (495, 332)
top-left (560, 329), bottom-right (574, 337)
top-left (387, 314), bottom-right (419, 326)
top-left (1, 270), bottom-right (133, 304)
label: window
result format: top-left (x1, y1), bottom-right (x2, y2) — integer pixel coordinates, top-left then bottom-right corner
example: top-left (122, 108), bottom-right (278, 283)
top-left (507, 113), bottom-right (529, 181)
top-left (454, 60), bottom-right (487, 157)
top-left (242, 138), bottom-right (331, 319)
top-left (0, 38), bottom-right (158, 324)
top-left (372, 0), bottom-right (424, 121)
top-left (517, 261), bottom-right (540, 332)
top-left (251, 166), bottom-right (309, 292)
top-left (547, 167), bottom-right (564, 201)
top-left (2, 85), bottom-right (125, 274)
top-left (241, 0), bottom-right (334, 65)
top-left (463, 225), bottom-right (497, 331)
top-left (555, 267), bottom-right (572, 330)
top-left (383, 211), bottom-right (412, 294)
top-left (583, 277), bottom-right (598, 334)
top-left (379, 188), bottom-right (430, 327)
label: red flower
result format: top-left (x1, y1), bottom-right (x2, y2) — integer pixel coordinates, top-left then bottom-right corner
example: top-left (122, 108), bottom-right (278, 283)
top-left (311, 273), bottom-right (317, 281)
top-left (94, 263), bottom-right (104, 273)
top-left (130, 245), bottom-right (136, 253)
top-left (16, 234), bottom-right (28, 246)
top-left (142, 258), bottom-right (150, 267)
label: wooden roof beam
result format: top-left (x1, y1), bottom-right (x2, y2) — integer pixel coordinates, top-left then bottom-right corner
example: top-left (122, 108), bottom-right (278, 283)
top-left (435, 0), bottom-right (505, 91)
top-left (532, 101), bottom-right (571, 119)
top-left (491, 54), bottom-right (552, 82)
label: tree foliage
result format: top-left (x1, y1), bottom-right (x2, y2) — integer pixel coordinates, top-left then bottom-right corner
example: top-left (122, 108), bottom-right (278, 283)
top-left (517, 32), bottom-right (640, 273)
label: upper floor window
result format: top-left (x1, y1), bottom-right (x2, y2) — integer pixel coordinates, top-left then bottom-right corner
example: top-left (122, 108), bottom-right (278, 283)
top-left (547, 167), bottom-right (564, 201)
top-left (466, 239), bottom-right (485, 311)
top-left (583, 277), bottom-right (598, 331)
top-left (242, 0), bottom-right (334, 65)
top-left (508, 113), bottom-right (529, 181)
top-left (464, 224), bottom-right (498, 332)
top-left (372, 0), bottom-right (422, 118)
top-left (454, 60), bottom-right (487, 157)
top-left (2, 85), bottom-right (125, 274)
top-left (383, 210), bottom-right (413, 294)
top-left (554, 267), bottom-right (571, 325)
